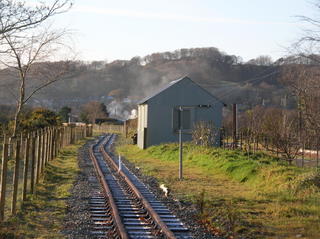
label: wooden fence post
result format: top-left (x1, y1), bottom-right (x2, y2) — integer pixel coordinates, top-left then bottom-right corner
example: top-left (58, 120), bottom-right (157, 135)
top-left (54, 128), bottom-right (57, 157)
top-left (65, 127), bottom-right (68, 146)
top-left (40, 129), bottom-right (46, 174)
top-left (67, 127), bottom-right (69, 145)
top-left (61, 127), bottom-right (65, 147)
top-left (0, 135), bottom-right (9, 221)
top-left (58, 128), bottom-right (62, 151)
top-left (47, 128), bottom-right (51, 162)
top-left (22, 134), bottom-right (30, 201)
top-left (64, 127), bottom-right (67, 146)
top-left (56, 128), bottom-right (60, 152)
top-left (88, 124), bottom-right (91, 137)
top-left (30, 132), bottom-right (36, 194)
top-left (124, 120), bottom-right (128, 138)
top-left (11, 136), bottom-right (21, 215)
top-left (36, 129), bottom-right (42, 184)
top-left (69, 126), bottom-right (72, 144)
top-left (46, 128), bottom-right (49, 162)
top-left (60, 128), bottom-right (63, 147)
top-left (74, 126), bottom-right (77, 143)
top-left (50, 128), bottom-right (54, 160)
top-left (63, 127), bottom-right (65, 147)
top-left (66, 127), bottom-right (69, 145)
top-left (46, 128), bottom-right (51, 163)
top-left (70, 126), bottom-right (73, 144)
top-left (46, 128), bottom-right (49, 164)
top-left (52, 128), bottom-right (56, 159)
top-left (74, 127), bottom-right (76, 143)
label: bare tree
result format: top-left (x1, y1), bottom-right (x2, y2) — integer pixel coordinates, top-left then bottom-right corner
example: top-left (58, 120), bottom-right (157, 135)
top-left (1, 27), bottom-right (73, 137)
top-left (281, 65), bottom-right (320, 157)
top-left (240, 106), bottom-right (265, 153)
top-left (287, 1), bottom-right (320, 64)
top-left (247, 55), bottom-right (273, 66)
top-left (0, 1), bottom-right (73, 137)
top-left (261, 108), bottom-right (300, 162)
top-left (80, 101), bottom-right (109, 124)
top-left (276, 2), bottom-right (320, 163)
top-left (0, 0), bottom-right (71, 36)
top-left (192, 121), bottom-right (218, 146)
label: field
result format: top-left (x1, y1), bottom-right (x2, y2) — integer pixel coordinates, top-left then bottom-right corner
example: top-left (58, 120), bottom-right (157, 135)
top-left (116, 141), bottom-right (320, 239)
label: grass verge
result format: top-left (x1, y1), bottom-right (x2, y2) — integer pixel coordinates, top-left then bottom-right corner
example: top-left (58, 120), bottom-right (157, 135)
top-left (116, 139), bottom-right (320, 239)
top-left (0, 139), bottom-right (88, 239)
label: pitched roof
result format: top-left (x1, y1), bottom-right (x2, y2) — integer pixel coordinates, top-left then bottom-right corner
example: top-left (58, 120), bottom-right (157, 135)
top-left (137, 76), bottom-right (225, 105)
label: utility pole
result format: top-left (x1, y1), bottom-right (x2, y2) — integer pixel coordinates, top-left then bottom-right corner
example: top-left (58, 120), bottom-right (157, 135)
top-left (232, 104), bottom-right (237, 149)
top-left (179, 106), bottom-right (183, 180)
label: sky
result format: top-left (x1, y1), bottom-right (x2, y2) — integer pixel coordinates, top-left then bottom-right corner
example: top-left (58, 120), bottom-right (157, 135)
top-left (53, 0), bottom-right (317, 62)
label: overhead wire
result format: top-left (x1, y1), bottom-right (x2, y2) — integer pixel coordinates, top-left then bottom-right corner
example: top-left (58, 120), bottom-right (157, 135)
top-left (198, 68), bottom-right (281, 101)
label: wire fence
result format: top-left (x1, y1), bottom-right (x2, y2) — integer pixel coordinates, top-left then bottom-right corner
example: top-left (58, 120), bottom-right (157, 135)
top-left (0, 124), bottom-right (93, 221)
top-left (221, 130), bottom-right (320, 168)
top-left (93, 124), bottom-right (124, 135)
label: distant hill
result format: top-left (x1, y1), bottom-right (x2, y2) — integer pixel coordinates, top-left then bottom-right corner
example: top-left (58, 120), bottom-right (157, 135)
top-left (0, 47), bottom-right (297, 119)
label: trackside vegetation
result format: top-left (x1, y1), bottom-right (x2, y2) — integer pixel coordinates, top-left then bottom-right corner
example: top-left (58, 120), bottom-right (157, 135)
top-left (0, 140), bottom-right (86, 238)
top-left (116, 142), bottom-right (320, 239)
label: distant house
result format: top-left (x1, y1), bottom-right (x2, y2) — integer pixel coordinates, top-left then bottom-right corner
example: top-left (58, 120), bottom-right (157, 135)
top-left (137, 76), bottom-right (225, 149)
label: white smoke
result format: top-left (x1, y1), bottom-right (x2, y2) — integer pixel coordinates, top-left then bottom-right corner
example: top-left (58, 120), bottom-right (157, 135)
top-left (129, 109), bottom-right (138, 119)
top-left (107, 99), bottom-right (137, 120)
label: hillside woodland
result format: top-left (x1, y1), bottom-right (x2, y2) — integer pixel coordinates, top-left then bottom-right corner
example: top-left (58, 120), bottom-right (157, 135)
top-left (0, 47), bottom-right (301, 120)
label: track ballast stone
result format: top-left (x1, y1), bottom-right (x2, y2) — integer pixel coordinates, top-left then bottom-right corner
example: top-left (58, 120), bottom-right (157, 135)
top-left (63, 137), bottom-right (223, 238)
top-left (63, 140), bottom-right (97, 239)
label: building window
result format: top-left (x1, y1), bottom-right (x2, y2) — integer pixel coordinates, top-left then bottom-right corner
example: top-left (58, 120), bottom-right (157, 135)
top-left (172, 108), bottom-right (191, 131)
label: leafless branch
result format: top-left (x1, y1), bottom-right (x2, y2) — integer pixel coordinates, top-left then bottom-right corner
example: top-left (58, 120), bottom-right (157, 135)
top-left (0, 0), bottom-right (72, 36)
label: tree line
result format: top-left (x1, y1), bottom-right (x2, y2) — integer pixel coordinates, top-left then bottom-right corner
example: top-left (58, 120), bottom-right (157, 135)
top-left (223, 63), bottom-right (320, 167)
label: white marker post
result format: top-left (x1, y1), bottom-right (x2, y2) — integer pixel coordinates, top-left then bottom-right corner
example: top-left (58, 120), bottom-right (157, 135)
top-left (118, 154), bottom-right (122, 172)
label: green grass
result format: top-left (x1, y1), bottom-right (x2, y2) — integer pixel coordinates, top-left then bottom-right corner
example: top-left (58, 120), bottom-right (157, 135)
top-left (117, 140), bottom-right (320, 239)
top-left (0, 139), bottom-right (88, 238)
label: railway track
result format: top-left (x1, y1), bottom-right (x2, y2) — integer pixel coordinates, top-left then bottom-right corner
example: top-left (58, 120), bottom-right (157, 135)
top-left (89, 134), bottom-right (192, 239)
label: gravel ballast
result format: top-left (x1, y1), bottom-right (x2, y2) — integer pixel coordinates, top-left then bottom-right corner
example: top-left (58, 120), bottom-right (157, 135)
top-left (63, 140), bottom-right (98, 238)
top-left (63, 137), bottom-right (223, 238)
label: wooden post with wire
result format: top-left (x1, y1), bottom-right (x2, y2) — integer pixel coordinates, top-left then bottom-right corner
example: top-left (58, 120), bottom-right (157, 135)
top-left (11, 136), bottom-right (21, 215)
top-left (0, 135), bottom-right (9, 221)
top-left (22, 134), bottom-right (30, 201)
top-left (40, 129), bottom-right (47, 175)
top-left (36, 129), bottom-right (42, 184)
top-left (30, 132), bottom-right (36, 194)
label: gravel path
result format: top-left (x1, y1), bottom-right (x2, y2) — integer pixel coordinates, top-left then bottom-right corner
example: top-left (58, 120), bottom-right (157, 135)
top-left (63, 137), bottom-right (223, 239)
top-left (62, 140), bottom-right (98, 239)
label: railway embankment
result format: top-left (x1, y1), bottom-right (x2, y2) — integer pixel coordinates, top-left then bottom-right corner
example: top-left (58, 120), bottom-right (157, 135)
top-left (116, 141), bottom-right (320, 239)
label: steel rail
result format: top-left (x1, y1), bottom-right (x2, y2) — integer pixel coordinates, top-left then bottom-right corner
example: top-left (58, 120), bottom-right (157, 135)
top-left (89, 143), bottom-right (129, 239)
top-left (100, 141), bottom-right (177, 239)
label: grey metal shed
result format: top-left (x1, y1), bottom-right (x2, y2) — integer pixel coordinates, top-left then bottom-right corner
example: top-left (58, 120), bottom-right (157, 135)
top-left (137, 76), bottom-right (225, 149)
